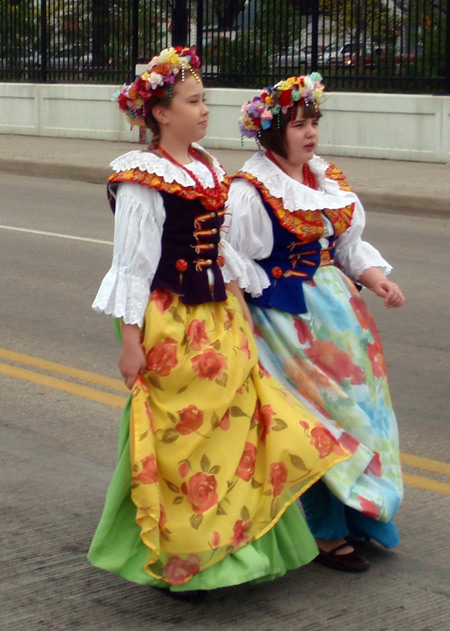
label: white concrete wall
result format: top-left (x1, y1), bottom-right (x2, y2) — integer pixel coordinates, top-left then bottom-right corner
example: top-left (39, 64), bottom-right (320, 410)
top-left (0, 82), bottom-right (449, 163)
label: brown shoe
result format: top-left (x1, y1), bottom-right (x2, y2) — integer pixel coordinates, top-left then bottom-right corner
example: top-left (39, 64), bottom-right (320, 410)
top-left (316, 543), bottom-right (370, 572)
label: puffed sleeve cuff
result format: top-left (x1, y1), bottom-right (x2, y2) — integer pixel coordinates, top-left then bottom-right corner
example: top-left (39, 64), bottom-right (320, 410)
top-left (92, 184), bottom-right (165, 327)
top-left (92, 269), bottom-right (150, 327)
top-left (221, 240), bottom-right (271, 296)
top-left (336, 239), bottom-right (392, 281)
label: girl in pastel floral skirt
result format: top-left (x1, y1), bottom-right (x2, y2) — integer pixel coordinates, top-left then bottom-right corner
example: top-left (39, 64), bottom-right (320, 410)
top-left (223, 74), bottom-right (405, 572)
top-left (88, 50), bottom-right (370, 594)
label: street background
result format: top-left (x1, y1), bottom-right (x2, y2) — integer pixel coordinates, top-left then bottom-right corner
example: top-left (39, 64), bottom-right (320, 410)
top-left (0, 137), bottom-right (449, 630)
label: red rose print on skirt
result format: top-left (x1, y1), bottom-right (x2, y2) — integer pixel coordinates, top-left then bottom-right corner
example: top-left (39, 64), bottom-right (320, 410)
top-left (151, 288), bottom-right (174, 313)
top-left (294, 318), bottom-right (314, 345)
top-left (240, 332), bottom-right (251, 358)
top-left (218, 409), bottom-right (230, 431)
top-left (254, 401), bottom-right (276, 443)
top-left (349, 295), bottom-right (371, 330)
top-left (137, 454), bottom-right (158, 484)
top-left (236, 442), bottom-right (257, 482)
top-left (269, 461), bottom-right (288, 496)
top-left (211, 530), bottom-right (221, 549)
top-left (310, 426), bottom-right (344, 458)
top-left (367, 340), bottom-right (387, 379)
top-left (179, 461), bottom-right (190, 478)
top-left (358, 496), bottom-right (380, 519)
top-left (305, 339), bottom-right (365, 385)
top-left (191, 347), bottom-right (228, 381)
top-left (163, 554), bottom-right (201, 585)
top-left (231, 519), bottom-right (251, 547)
top-left (186, 319), bottom-right (210, 350)
top-left (146, 338), bottom-right (178, 376)
top-left (365, 451), bottom-right (382, 477)
top-left (159, 504), bottom-right (167, 528)
top-left (175, 404), bottom-right (204, 435)
top-left (181, 472), bottom-right (219, 514)
top-left (339, 432), bottom-right (360, 454)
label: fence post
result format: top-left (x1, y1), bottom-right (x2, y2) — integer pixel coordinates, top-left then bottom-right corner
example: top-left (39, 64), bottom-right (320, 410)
top-left (446, 0), bottom-right (450, 93)
top-left (172, 0), bottom-right (188, 47)
top-left (311, 0), bottom-right (319, 70)
top-left (40, 0), bottom-right (47, 82)
top-left (132, 0), bottom-right (139, 79)
top-left (196, 0), bottom-right (204, 59)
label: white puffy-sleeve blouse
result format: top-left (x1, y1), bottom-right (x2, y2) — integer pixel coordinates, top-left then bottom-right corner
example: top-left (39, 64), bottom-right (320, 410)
top-left (92, 147), bottom-right (226, 327)
top-left (221, 152), bottom-right (392, 297)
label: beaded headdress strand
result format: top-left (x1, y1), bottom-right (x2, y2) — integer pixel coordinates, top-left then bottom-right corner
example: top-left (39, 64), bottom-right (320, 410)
top-left (239, 72), bottom-right (325, 143)
top-left (113, 46), bottom-right (201, 128)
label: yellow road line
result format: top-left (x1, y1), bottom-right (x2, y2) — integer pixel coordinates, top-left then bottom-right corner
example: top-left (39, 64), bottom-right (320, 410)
top-left (2, 347), bottom-right (450, 496)
top-left (0, 347), bottom-right (128, 393)
top-left (401, 453), bottom-right (450, 477)
top-left (403, 473), bottom-right (450, 496)
top-left (0, 362), bottom-right (127, 408)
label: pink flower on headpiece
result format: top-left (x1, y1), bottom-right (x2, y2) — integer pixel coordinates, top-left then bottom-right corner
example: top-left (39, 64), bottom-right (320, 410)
top-left (186, 46), bottom-right (201, 69)
top-left (149, 72), bottom-right (163, 89)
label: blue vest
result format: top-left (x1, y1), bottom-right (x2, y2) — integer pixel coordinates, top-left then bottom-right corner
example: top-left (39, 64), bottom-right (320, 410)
top-left (248, 193), bottom-right (337, 314)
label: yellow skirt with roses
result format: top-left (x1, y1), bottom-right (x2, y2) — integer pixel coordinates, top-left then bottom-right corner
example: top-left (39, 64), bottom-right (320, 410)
top-left (88, 289), bottom-right (367, 590)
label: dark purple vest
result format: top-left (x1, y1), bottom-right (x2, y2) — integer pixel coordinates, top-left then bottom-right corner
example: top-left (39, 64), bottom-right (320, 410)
top-left (107, 180), bottom-right (227, 305)
top-left (151, 192), bottom-right (227, 304)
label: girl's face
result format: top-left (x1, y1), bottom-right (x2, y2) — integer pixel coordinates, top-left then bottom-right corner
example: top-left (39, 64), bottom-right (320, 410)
top-left (283, 106), bottom-right (319, 165)
top-left (161, 74), bottom-right (209, 145)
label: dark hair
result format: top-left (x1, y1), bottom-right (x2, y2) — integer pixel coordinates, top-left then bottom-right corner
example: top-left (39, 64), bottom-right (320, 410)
top-left (145, 68), bottom-right (203, 148)
top-left (259, 100), bottom-right (322, 160)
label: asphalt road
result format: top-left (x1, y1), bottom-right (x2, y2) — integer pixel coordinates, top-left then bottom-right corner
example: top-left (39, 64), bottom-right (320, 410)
top-left (1, 173), bottom-right (449, 631)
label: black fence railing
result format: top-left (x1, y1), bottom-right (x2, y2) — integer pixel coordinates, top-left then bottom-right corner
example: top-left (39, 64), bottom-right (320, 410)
top-left (1, 1), bottom-right (449, 94)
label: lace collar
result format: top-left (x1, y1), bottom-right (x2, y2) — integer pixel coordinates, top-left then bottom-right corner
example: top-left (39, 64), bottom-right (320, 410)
top-left (110, 143), bottom-right (226, 189)
top-left (238, 152), bottom-right (357, 212)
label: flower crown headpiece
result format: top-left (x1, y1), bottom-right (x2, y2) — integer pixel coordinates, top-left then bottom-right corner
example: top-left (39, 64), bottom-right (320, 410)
top-left (114, 46), bottom-right (201, 128)
top-left (239, 72), bottom-right (325, 141)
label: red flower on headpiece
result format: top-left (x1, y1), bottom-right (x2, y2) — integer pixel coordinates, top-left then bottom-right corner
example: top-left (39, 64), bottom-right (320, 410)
top-left (175, 45), bottom-right (183, 54)
top-left (135, 76), bottom-right (152, 100)
top-left (278, 88), bottom-right (293, 107)
top-left (186, 46), bottom-right (201, 69)
top-left (117, 92), bottom-right (129, 111)
top-left (154, 63), bottom-right (171, 75)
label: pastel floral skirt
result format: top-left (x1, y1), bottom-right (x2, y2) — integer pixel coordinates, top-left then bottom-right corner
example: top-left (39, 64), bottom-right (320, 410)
top-left (249, 266), bottom-right (403, 539)
top-left (88, 289), bottom-right (366, 590)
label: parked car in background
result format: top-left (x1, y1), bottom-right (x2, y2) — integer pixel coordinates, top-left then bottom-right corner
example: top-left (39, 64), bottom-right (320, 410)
top-left (271, 44), bottom-right (320, 71)
top-left (319, 42), bottom-right (355, 66)
top-left (48, 46), bottom-right (92, 70)
top-left (320, 42), bottom-right (385, 68)
top-left (17, 49), bottom-right (42, 70)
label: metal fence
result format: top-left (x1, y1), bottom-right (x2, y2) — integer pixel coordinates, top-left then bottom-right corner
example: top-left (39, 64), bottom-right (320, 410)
top-left (1, 1), bottom-right (449, 93)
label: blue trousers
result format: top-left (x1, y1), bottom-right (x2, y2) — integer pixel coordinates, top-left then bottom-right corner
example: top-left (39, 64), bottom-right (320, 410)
top-left (300, 481), bottom-right (400, 549)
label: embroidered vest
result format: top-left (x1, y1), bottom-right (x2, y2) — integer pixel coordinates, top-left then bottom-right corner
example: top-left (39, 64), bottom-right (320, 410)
top-left (107, 168), bottom-right (229, 305)
top-left (233, 165), bottom-right (355, 314)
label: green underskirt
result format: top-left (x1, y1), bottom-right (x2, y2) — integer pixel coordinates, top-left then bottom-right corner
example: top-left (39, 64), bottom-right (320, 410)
top-left (88, 397), bottom-right (319, 592)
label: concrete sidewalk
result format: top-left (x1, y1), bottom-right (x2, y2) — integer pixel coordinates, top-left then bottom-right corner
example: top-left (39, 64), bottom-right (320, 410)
top-left (0, 134), bottom-right (449, 216)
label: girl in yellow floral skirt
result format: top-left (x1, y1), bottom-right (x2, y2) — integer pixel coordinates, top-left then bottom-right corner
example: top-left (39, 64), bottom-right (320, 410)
top-left (88, 47), bottom-right (367, 594)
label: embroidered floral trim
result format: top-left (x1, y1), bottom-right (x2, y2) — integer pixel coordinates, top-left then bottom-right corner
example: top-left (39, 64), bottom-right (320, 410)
top-left (325, 163), bottom-right (353, 192)
top-left (234, 172), bottom-right (354, 242)
top-left (109, 168), bottom-right (230, 211)
top-left (237, 152), bottom-right (357, 214)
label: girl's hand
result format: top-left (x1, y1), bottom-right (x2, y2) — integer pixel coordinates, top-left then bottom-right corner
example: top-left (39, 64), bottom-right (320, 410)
top-left (372, 279), bottom-right (405, 308)
top-left (119, 344), bottom-right (146, 389)
top-left (119, 322), bottom-right (146, 389)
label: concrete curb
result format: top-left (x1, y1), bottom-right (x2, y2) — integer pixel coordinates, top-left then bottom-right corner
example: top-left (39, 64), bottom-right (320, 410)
top-left (1, 157), bottom-right (449, 217)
